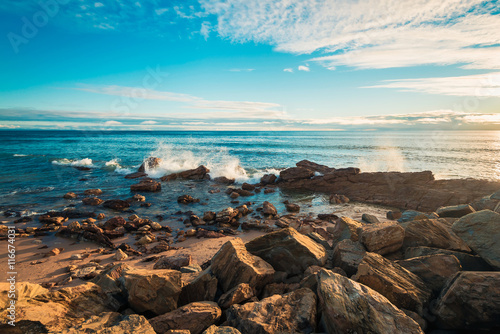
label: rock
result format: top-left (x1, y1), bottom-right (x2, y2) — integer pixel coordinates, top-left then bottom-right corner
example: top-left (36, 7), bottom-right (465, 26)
top-left (359, 221), bottom-right (405, 255)
top-left (203, 211), bottom-right (216, 222)
top-left (138, 157), bottom-right (161, 173)
top-left (97, 213), bottom-right (105, 220)
top-left (329, 194), bottom-right (349, 204)
top-left (131, 179), bottom-right (162, 192)
top-left (225, 288), bottom-right (316, 334)
top-left (490, 189), bottom-right (500, 200)
top-left (387, 210), bottom-right (403, 220)
top-left (399, 210), bottom-right (439, 222)
top-left (400, 218), bottom-right (471, 252)
top-left (122, 268), bottom-right (182, 315)
top-left (64, 192), bottom-right (77, 199)
top-left (213, 176), bottom-right (235, 184)
top-left (329, 216), bottom-right (363, 242)
top-left (306, 232), bottom-right (330, 250)
top-left (241, 183), bottom-right (256, 191)
top-left (180, 264), bottom-right (202, 274)
top-left (150, 221), bottom-right (162, 230)
top-left (353, 252), bottom-right (431, 315)
top-left (285, 203), bottom-right (300, 212)
top-left (218, 283), bottom-right (254, 309)
top-left (229, 192), bottom-right (239, 199)
top-left (161, 165), bottom-right (210, 181)
top-left (68, 221), bottom-right (81, 231)
top-left (215, 207), bottom-right (239, 225)
top-left (61, 312), bottom-right (156, 334)
top-left (317, 213), bottom-right (339, 221)
top-left (103, 217), bottom-right (126, 230)
top-left (39, 215), bottom-right (67, 225)
top-left (279, 167), bottom-right (314, 181)
top-left (103, 200), bottom-right (130, 211)
top-left (246, 227), bottom-right (327, 276)
top-left (45, 247), bottom-right (63, 257)
top-left (437, 204), bottom-right (475, 218)
top-left (404, 246), bottom-right (492, 271)
top-left (432, 271), bottom-right (500, 330)
top-left (316, 269), bottom-right (424, 334)
top-left (131, 194), bottom-right (146, 202)
top-left (361, 213), bottom-right (380, 224)
top-left (332, 239), bottom-right (366, 277)
top-left (202, 325), bottom-right (241, 334)
top-left (138, 235), bottom-right (153, 245)
top-left (71, 266), bottom-right (97, 279)
top-left (179, 268), bottom-right (218, 306)
top-left (451, 210), bottom-right (500, 269)
top-left (82, 197), bottom-right (104, 206)
top-left (296, 159), bottom-right (334, 174)
top-left (125, 172), bottom-right (148, 179)
top-left (154, 254), bottom-right (192, 270)
top-left (84, 189), bottom-right (103, 196)
top-left (178, 195), bottom-right (200, 204)
top-left (211, 238), bottom-right (274, 292)
top-left (114, 249), bottom-right (128, 261)
top-left (262, 201), bottom-right (277, 216)
top-left (396, 254), bottom-right (462, 293)
top-left (260, 174), bottom-right (277, 185)
top-left (149, 302), bottom-right (221, 334)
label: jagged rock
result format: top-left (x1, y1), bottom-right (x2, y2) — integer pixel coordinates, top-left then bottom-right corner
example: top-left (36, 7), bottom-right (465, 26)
top-left (246, 227), bottom-right (327, 276)
top-left (67, 221), bottom-right (81, 231)
top-left (279, 167), bottom-right (315, 181)
top-left (211, 238), bottom-right (274, 292)
top-left (154, 254), bottom-right (192, 270)
top-left (316, 269), bottom-right (424, 334)
top-left (103, 200), bottom-right (130, 211)
top-left (61, 312), bottom-right (155, 334)
top-left (177, 195), bottom-right (200, 204)
top-left (262, 201), bottom-right (277, 216)
top-left (180, 264), bottom-right (202, 274)
top-left (203, 325), bottom-right (242, 334)
top-left (396, 254), bottom-right (461, 293)
top-left (400, 218), bottom-right (471, 252)
top-left (359, 221), bottom-right (405, 255)
top-left (451, 210), bottom-right (500, 269)
top-left (433, 271), bottom-right (500, 330)
top-left (82, 197), bottom-right (104, 206)
top-left (161, 166), bottom-right (210, 181)
top-left (437, 204), bottom-right (475, 218)
top-left (306, 232), bottom-right (330, 250)
top-left (203, 211), bottom-right (216, 222)
top-left (138, 157), bottom-right (161, 173)
top-left (296, 160), bottom-right (334, 174)
top-left (149, 302), bottom-right (221, 334)
top-left (215, 207), bottom-right (239, 225)
top-left (353, 252), bottom-right (431, 315)
top-left (179, 268), bottom-right (218, 306)
top-left (39, 215), bottom-right (67, 225)
top-left (103, 217), bottom-right (126, 230)
top-left (404, 246), bottom-right (492, 271)
top-left (285, 203), bottom-right (300, 212)
top-left (329, 194), bottom-right (349, 204)
top-left (114, 249), bottom-right (128, 261)
top-left (260, 174), bottom-right (277, 185)
top-left (329, 216), bottom-right (363, 242)
top-left (225, 288), bottom-right (316, 334)
top-left (137, 235), bottom-right (153, 245)
top-left (84, 189), bottom-right (103, 196)
top-left (332, 239), bottom-right (366, 277)
top-left (125, 172), bottom-right (148, 179)
top-left (218, 283), bottom-right (254, 308)
top-left (361, 213), bottom-right (380, 224)
top-left (122, 268), bottom-right (182, 315)
top-left (131, 179), bottom-right (162, 192)
top-left (64, 192), bottom-right (77, 199)
top-left (213, 176), bottom-right (235, 184)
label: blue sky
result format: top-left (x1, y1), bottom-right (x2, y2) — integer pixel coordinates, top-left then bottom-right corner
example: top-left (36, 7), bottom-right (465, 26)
top-left (0, 0), bottom-right (499, 130)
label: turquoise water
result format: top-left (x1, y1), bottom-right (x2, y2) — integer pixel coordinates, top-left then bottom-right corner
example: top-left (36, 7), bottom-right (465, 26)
top-left (1, 130), bottom-right (499, 216)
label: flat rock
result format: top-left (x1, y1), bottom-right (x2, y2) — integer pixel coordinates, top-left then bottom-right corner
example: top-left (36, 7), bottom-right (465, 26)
top-left (211, 238), bottom-right (274, 293)
top-left (154, 254), bottom-right (192, 270)
top-left (245, 227), bottom-right (327, 276)
top-left (225, 288), bottom-right (317, 334)
top-left (451, 210), bottom-right (500, 269)
top-left (437, 204), bottom-right (475, 218)
top-left (316, 269), bottom-right (424, 334)
top-left (359, 221), bottom-right (405, 255)
top-left (353, 252), bottom-right (431, 315)
top-left (332, 239), bottom-right (366, 277)
top-left (149, 301), bottom-right (221, 334)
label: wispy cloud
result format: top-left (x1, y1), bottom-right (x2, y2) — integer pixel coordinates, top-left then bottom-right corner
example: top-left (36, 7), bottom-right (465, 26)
top-left (228, 68), bottom-right (255, 72)
top-left (103, 120), bottom-right (123, 126)
top-left (298, 65), bottom-right (310, 72)
top-left (283, 68), bottom-right (293, 73)
top-left (140, 120), bottom-right (159, 125)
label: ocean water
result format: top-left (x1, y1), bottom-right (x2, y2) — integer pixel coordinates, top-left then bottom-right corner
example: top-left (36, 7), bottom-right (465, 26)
top-left (1, 130), bottom-right (499, 218)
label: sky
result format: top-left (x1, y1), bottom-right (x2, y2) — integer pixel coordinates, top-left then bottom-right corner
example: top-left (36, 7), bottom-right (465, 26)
top-left (0, 0), bottom-right (499, 131)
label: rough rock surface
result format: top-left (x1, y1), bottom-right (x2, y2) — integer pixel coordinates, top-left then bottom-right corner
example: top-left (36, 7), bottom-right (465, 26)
top-left (437, 204), bottom-right (475, 218)
top-left (451, 210), bottom-right (500, 269)
top-left (61, 312), bottom-right (155, 334)
top-left (179, 268), bottom-right (218, 306)
top-left (245, 227), bottom-right (327, 276)
top-left (154, 254), bottom-right (192, 270)
top-left (161, 165), bottom-right (210, 181)
top-left (279, 167), bottom-right (315, 181)
top-left (332, 239), bottom-right (366, 277)
top-left (103, 199), bottom-right (131, 211)
top-left (138, 157), bottom-right (161, 173)
top-left (404, 246), bottom-right (492, 271)
top-left (203, 325), bottom-right (242, 334)
top-left (359, 221), bottom-right (405, 255)
top-left (211, 238), bottom-right (275, 292)
top-left (316, 269), bottom-right (424, 334)
top-left (130, 179), bottom-right (162, 192)
top-left (218, 283), bottom-right (254, 309)
top-left (225, 288), bottom-right (317, 334)
top-left (329, 216), bottom-right (364, 242)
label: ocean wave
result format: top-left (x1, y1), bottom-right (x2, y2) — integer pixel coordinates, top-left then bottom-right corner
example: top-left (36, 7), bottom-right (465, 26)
top-left (13, 154), bottom-right (29, 157)
top-left (52, 158), bottom-right (95, 167)
top-left (104, 158), bottom-right (133, 175)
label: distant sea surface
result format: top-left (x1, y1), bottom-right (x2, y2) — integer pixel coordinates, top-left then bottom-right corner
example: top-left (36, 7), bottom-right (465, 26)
top-left (1, 130), bottom-right (499, 215)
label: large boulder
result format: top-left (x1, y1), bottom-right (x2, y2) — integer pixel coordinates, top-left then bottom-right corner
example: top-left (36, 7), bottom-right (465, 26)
top-left (433, 271), bottom-right (500, 330)
top-left (61, 312), bottom-right (155, 334)
top-left (404, 246), bottom-right (492, 271)
top-left (149, 302), bottom-right (221, 334)
top-left (359, 221), bottom-right (405, 255)
top-left (245, 227), bottom-right (327, 276)
top-left (178, 268), bottom-right (218, 306)
top-left (437, 204), bottom-right (475, 218)
top-left (332, 239), bottom-right (366, 277)
top-left (316, 269), bottom-right (424, 334)
top-left (225, 288), bottom-right (317, 334)
top-left (400, 218), bottom-right (471, 252)
top-left (121, 268), bottom-right (182, 315)
top-left (329, 216), bottom-right (363, 242)
top-left (451, 210), bottom-right (500, 269)
top-left (279, 167), bottom-right (315, 181)
top-left (396, 254), bottom-right (462, 293)
top-left (161, 165), bottom-right (210, 181)
top-left (353, 252), bottom-right (431, 315)
top-left (211, 238), bottom-right (274, 292)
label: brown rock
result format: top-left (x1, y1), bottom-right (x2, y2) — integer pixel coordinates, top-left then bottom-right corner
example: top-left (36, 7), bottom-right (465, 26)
top-left (154, 254), bottom-right (192, 270)
top-left (61, 312), bottom-right (156, 334)
top-left (177, 195), bottom-right (200, 205)
top-left (63, 192), bottom-right (77, 199)
top-left (437, 204), bottom-right (475, 218)
top-left (213, 176), bottom-right (235, 184)
top-left (84, 189), bottom-right (103, 196)
top-left (218, 283), bottom-right (254, 309)
top-left (260, 174), bottom-right (277, 185)
top-left (330, 216), bottom-right (363, 242)
top-left (353, 252), bottom-right (431, 315)
top-left (332, 239), bottom-right (366, 277)
top-left (279, 167), bottom-right (314, 181)
top-left (387, 210), bottom-right (402, 220)
top-left (361, 213), bottom-right (380, 224)
top-left (215, 207), bottom-right (239, 225)
top-left (149, 302), bottom-right (221, 334)
top-left (179, 268), bottom-right (218, 306)
top-left (404, 246), bottom-right (492, 271)
top-left (295, 160), bottom-right (334, 174)
top-left (138, 157), bottom-right (161, 173)
top-left (285, 203), bottom-right (300, 212)
top-left (359, 221), bottom-right (405, 255)
top-left (125, 172), bottom-right (148, 179)
top-left (161, 165), bottom-right (210, 181)
top-left (103, 216), bottom-right (126, 230)
top-left (316, 269), bottom-right (424, 334)
top-left (82, 197), bottom-right (104, 206)
top-left (211, 238), bottom-right (274, 293)
top-left (261, 201), bottom-right (277, 216)
top-left (329, 194), bottom-right (349, 204)
top-left (131, 179), bottom-right (161, 192)
top-left (241, 183), bottom-right (256, 191)
top-left (202, 325), bottom-right (241, 334)
top-left (45, 247), bottom-right (64, 257)
top-left (246, 227), bottom-right (327, 276)
top-left (103, 199), bottom-right (130, 211)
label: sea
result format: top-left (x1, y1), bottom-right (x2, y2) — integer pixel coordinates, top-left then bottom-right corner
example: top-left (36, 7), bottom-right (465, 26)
top-left (1, 130), bottom-right (499, 220)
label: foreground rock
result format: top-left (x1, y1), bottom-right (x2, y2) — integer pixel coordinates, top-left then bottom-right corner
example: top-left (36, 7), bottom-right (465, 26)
top-left (332, 239), bottom-right (366, 277)
top-left (245, 227), bottom-right (327, 276)
top-left (316, 269), bottom-right (424, 334)
top-left (149, 301), bottom-right (221, 334)
top-left (211, 238), bottom-right (275, 292)
top-left (61, 312), bottom-right (155, 334)
top-left (329, 216), bottom-right (363, 242)
top-left (225, 288), bottom-right (317, 334)
top-left (359, 221), bottom-right (405, 255)
top-left (404, 246), bottom-right (492, 271)
top-left (179, 269), bottom-right (218, 306)
top-left (353, 252), bottom-right (431, 315)
top-left (451, 210), bottom-right (500, 269)
top-left (161, 165), bottom-right (210, 181)
top-left (203, 325), bottom-right (242, 334)
top-left (436, 204), bottom-right (475, 218)
top-left (433, 271), bottom-right (500, 330)
top-left (218, 283), bottom-right (254, 309)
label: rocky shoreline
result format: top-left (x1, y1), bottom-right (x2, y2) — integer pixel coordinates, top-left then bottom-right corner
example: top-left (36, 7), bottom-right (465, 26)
top-left (1, 159), bottom-right (500, 333)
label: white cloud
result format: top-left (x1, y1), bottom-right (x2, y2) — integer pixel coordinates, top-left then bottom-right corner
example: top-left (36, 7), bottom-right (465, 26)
top-left (229, 68), bottom-right (255, 72)
top-left (364, 72), bottom-right (500, 97)
top-left (200, 21), bottom-right (211, 39)
top-left (94, 2), bottom-right (104, 8)
top-left (298, 65), bottom-right (310, 72)
top-left (103, 120), bottom-right (123, 126)
top-left (283, 68), bottom-right (293, 73)
top-left (200, 0), bottom-right (500, 70)
top-left (155, 8), bottom-right (169, 16)
top-left (140, 120), bottom-right (159, 125)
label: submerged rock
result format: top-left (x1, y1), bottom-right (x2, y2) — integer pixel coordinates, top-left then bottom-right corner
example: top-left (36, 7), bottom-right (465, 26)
top-left (130, 179), bottom-right (161, 192)
top-left (103, 199), bottom-right (130, 211)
